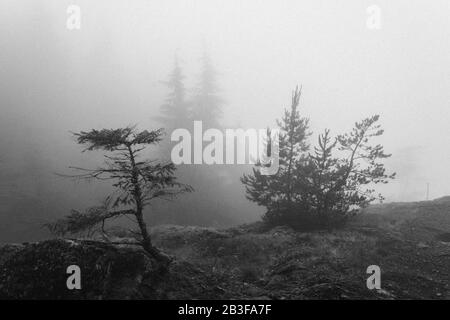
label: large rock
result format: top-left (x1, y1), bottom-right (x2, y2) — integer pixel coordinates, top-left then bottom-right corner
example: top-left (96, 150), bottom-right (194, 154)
top-left (0, 239), bottom-right (158, 299)
top-left (0, 239), bottom-right (218, 300)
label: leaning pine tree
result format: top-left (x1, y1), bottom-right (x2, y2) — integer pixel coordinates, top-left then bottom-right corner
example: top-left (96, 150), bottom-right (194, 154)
top-left (241, 86), bottom-right (310, 226)
top-left (46, 126), bottom-right (192, 268)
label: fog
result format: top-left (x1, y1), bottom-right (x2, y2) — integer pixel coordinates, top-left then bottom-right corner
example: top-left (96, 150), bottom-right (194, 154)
top-left (1, 0), bottom-right (449, 242)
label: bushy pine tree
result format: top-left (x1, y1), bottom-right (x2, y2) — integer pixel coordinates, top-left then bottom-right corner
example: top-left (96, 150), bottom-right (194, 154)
top-left (242, 88), bottom-right (395, 230)
top-left (300, 116), bottom-right (396, 228)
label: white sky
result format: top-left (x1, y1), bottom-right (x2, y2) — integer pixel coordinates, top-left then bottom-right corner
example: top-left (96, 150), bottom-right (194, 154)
top-left (1, 0), bottom-right (450, 201)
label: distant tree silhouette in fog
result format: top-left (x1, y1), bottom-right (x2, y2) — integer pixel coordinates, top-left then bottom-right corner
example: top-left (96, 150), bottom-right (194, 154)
top-left (46, 126), bottom-right (192, 268)
top-left (156, 50), bottom-right (223, 132)
top-left (156, 54), bottom-right (191, 132)
top-left (190, 50), bottom-right (223, 129)
top-left (153, 49), bottom-right (238, 228)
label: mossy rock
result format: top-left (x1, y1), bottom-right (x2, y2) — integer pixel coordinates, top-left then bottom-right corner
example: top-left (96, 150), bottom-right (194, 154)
top-left (0, 239), bottom-right (155, 299)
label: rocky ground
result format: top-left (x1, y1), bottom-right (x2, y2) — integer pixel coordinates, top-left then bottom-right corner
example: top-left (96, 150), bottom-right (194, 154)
top-left (0, 198), bottom-right (449, 299)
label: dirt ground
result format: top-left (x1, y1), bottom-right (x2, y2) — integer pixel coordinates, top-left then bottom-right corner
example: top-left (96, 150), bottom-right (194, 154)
top-left (0, 198), bottom-right (449, 299)
top-left (150, 198), bottom-right (450, 299)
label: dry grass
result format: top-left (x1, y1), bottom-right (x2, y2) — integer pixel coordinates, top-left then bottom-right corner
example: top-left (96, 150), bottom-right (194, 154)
top-left (149, 198), bottom-right (450, 299)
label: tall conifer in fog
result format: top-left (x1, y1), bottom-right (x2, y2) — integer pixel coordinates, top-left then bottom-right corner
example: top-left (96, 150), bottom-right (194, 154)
top-left (156, 54), bottom-right (190, 132)
top-left (191, 50), bottom-right (223, 129)
top-left (241, 86), bottom-right (310, 225)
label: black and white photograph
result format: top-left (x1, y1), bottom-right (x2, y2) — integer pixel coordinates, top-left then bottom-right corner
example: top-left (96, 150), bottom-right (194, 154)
top-left (0, 0), bottom-right (449, 308)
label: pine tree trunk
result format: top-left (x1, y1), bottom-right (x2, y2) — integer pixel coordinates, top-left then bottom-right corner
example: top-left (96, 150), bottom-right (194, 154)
top-left (127, 145), bottom-right (171, 271)
top-left (135, 209), bottom-right (171, 270)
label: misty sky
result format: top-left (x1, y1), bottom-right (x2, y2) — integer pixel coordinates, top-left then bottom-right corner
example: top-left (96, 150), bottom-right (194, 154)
top-left (1, 0), bottom-right (450, 204)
